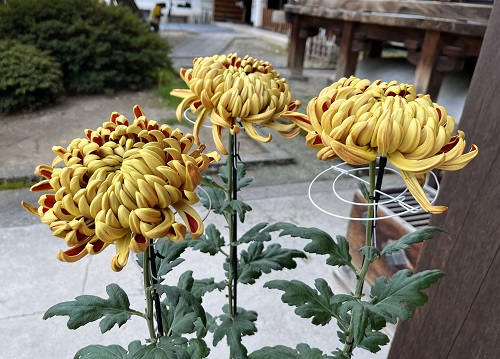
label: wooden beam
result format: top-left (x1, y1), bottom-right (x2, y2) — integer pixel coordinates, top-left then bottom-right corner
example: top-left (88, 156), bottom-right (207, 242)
top-left (287, 14), bottom-right (317, 79)
top-left (414, 30), bottom-right (442, 98)
top-left (388, 1), bottom-right (500, 358)
top-left (334, 21), bottom-right (359, 79)
top-left (296, 0), bottom-right (492, 22)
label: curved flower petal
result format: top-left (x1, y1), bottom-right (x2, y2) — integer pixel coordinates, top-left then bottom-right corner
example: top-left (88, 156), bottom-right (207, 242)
top-left (388, 151), bottom-right (446, 175)
top-left (439, 144), bottom-right (478, 171)
top-left (242, 121), bottom-right (272, 143)
top-left (173, 200), bottom-right (204, 239)
top-left (329, 140), bottom-right (377, 165)
top-left (56, 240), bottom-right (90, 263)
top-left (401, 171), bottom-right (448, 214)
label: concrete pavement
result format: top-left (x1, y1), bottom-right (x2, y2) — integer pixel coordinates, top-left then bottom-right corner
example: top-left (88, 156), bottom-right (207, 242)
top-left (0, 21), bottom-right (471, 358)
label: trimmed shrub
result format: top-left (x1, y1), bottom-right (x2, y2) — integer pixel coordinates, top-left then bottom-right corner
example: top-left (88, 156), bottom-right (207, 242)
top-left (0, 40), bottom-right (63, 114)
top-left (0, 0), bottom-right (171, 93)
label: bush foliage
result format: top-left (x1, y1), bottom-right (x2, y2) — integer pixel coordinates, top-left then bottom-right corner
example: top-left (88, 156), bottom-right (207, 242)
top-left (0, 0), bottom-right (171, 94)
top-left (0, 40), bottom-right (63, 114)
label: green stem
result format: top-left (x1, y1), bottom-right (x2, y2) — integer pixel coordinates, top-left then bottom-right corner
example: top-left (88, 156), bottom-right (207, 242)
top-left (227, 132), bottom-right (236, 319)
top-left (143, 248), bottom-right (157, 343)
top-left (343, 160), bottom-right (377, 356)
top-left (219, 248), bottom-right (230, 257)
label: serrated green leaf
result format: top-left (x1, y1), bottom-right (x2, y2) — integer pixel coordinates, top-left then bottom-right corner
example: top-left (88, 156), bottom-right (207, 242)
top-left (74, 344), bottom-right (128, 359)
top-left (238, 222), bottom-right (272, 244)
top-left (359, 246), bottom-right (380, 263)
top-left (43, 283), bottom-right (140, 333)
top-left (237, 222), bottom-right (296, 244)
top-left (265, 279), bottom-right (345, 327)
top-left (219, 162), bottom-right (253, 191)
top-left (177, 270), bottom-right (194, 292)
top-left (338, 300), bottom-right (378, 346)
top-left (380, 226), bottom-right (448, 257)
top-left (371, 269), bottom-right (445, 323)
top-left (250, 343), bottom-right (332, 358)
top-left (194, 312), bottom-right (217, 338)
top-left (74, 340), bottom-right (146, 358)
top-left (213, 305), bottom-right (257, 359)
top-left (330, 349), bottom-right (350, 359)
top-left (136, 239), bottom-right (189, 279)
top-left (230, 199), bottom-right (252, 222)
top-left (131, 337), bottom-right (190, 359)
top-left (199, 186), bottom-right (229, 214)
top-left (358, 329), bottom-right (389, 353)
top-left (357, 182), bottom-right (370, 201)
top-left (183, 338), bottom-right (210, 359)
top-left (201, 176), bottom-right (226, 192)
top-left (189, 224), bottom-right (225, 255)
top-left (161, 299), bottom-right (199, 336)
top-left (155, 285), bottom-right (206, 327)
top-left (277, 224), bottom-right (352, 268)
top-left (237, 242), bottom-right (306, 284)
top-left (191, 278), bottom-right (226, 299)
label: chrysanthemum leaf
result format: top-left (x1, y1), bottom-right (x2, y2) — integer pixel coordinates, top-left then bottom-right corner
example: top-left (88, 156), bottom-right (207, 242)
top-left (358, 330), bottom-right (390, 353)
top-left (264, 279), bottom-right (343, 326)
top-left (155, 284), bottom-right (206, 328)
top-left (380, 226), bottom-right (449, 257)
top-left (131, 336), bottom-right (190, 359)
top-left (199, 186), bottom-right (228, 214)
top-left (74, 341), bottom-right (145, 359)
top-left (43, 283), bottom-right (139, 333)
top-left (236, 242), bottom-right (306, 284)
top-left (359, 246), bottom-right (380, 263)
top-left (338, 300), bottom-right (386, 347)
top-left (370, 269), bottom-right (445, 323)
top-left (238, 222), bottom-right (272, 244)
top-left (194, 312), bottom-right (217, 338)
top-left (74, 344), bottom-right (129, 359)
top-left (213, 305), bottom-right (257, 358)
top-left (357, 182), bottom-right (371, 202)
top-left (183, 338), bottom-right (210, 359)
top-left (229, 199), bottom-right (252, 222)
top-left (219, 162), bottom-right (253, 191)
top-left (277, 224), bottom-right (352, 268)
top-left (191, 278), bottom-right (226, 299)
top-left (161, 299), bottom-right (199, 336)
top-left (177, 270), bottom-right (195, 292)
top-left (201, 176), bottom-right (226, 192)
top-left (189, 224), bottom-right (225, 255)
top-left (238, 222), bottom-right (295, 244)
top-left (330, 349), bottom-right (351, 359)
top-left (136, 239), bottom-right (189, 279)
top-left (249, 343), bottom-right (333, 358)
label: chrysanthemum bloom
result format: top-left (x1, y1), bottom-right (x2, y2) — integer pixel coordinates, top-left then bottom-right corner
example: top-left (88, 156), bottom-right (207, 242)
top-left (282, 76), bottom-right (478, 214)
top-left (22, 106), bottom-right (220, 271)
top-left (170, 53), bottom-right (301, 154)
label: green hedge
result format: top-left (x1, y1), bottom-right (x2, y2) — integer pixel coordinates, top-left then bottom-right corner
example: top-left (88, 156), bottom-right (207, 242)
top-left (0, 40), bottom-right (63, 114)
top-left (0, 0), bottom-right (171, 94)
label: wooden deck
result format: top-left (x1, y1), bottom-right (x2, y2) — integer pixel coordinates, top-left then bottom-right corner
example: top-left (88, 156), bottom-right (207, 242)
top-left (285, 0), bottom-right (492, 98)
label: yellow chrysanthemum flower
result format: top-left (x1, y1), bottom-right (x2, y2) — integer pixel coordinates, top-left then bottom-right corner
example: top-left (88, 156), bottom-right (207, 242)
top-left (22, 105), bottom-right (220, 271)
top-left (282, 76), bottom-right (478, 214)
top-left (170, 53), bottom-right (301, 154)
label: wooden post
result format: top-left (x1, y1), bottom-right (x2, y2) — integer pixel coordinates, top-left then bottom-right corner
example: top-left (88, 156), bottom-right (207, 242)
top-left (414, 30), bottom-right (443, 98)
top-left (287, 14), bottom-right (317, 80)
top-left (388, 2), bottom-right (500, 358)
top-left (335, 21), bottom-right (359, 78)
top-left (287, 14), bottom-right (305, 78)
